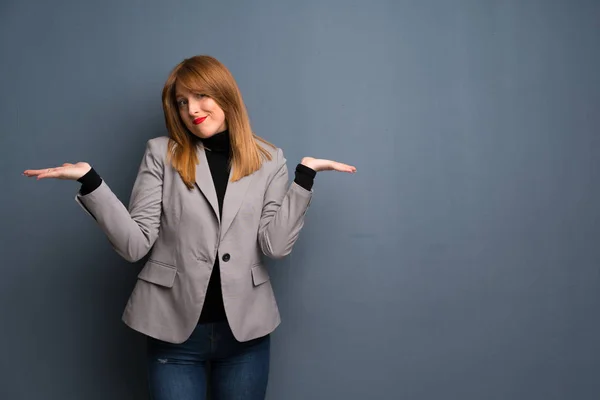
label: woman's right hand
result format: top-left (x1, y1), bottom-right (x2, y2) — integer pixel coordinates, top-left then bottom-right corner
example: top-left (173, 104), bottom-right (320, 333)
top-left (23, 162), bottom-right (92, 181)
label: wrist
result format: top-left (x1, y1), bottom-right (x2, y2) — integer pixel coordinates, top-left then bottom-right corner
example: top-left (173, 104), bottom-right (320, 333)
top-left (78, 167), bottom-right (102, 195)
top-left (82, 163), bottom-right (92, 176)
top-left (294, 163), bottom-right (316, 190)
top-left (301, 157), bottom-right (317, 171)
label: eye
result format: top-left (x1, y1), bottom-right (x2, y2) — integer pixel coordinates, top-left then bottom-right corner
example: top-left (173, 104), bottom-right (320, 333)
top-left (176, 98), bottom-right (188, 107)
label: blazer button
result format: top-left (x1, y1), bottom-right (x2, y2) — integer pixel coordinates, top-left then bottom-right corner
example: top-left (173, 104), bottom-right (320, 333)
top-left (222, 253), bottom-right (231, 262)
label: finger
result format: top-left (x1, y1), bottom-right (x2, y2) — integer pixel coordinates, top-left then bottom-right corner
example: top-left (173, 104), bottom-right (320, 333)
top-left (24, 166), bottom-right (61, 176)
top-left (36, 167), bottom-right (64, 180)
top-left (23, 168), bottom-right (49, 177)
top-left (35, 168), bottom-right (53, 180)
top-left (63, 163), bottom-right (74, 167)
top-left (37, 172), bottom-right (59, 180)
top-left (333, 162), bottom-right (356, 173)
top-left (345, 164), bottom-right (357, 173)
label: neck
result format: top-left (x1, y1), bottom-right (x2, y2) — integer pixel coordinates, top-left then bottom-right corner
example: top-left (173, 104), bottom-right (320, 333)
top-left (198, 130), bottom-right (230, 153)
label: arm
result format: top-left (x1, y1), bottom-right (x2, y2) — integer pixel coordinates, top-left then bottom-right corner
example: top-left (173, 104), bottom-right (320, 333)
top-left (258, 149), bottom-right (314, 259)
top-left (257, 149), bottom-right (356, 258)
top-left (74, 139), bottom-right (165, 262)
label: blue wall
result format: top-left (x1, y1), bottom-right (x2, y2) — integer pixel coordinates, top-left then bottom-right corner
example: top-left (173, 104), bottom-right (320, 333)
top-left (2, 1), bottom-right (599, 398)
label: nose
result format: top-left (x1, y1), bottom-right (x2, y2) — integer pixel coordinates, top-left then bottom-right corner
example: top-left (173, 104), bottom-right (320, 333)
top-left (187, 98), bottom-right (201, 116)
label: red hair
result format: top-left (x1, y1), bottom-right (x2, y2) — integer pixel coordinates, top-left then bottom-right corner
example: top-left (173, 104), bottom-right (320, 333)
top-left (162, 55), bottom-right (273, 188)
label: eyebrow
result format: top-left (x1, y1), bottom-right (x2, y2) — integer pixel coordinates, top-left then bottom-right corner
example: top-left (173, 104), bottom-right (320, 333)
top-left (175, 89), bottom-right (203, 98)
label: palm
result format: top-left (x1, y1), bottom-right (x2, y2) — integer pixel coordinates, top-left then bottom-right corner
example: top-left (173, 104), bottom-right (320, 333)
top-left (301, 157), bottom-right (356, 173)
top-left (23, 162), bottom-right (91, 181)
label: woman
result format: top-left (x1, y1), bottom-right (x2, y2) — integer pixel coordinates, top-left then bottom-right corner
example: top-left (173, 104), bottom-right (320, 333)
top-left (23, 55), bottom-right (355, 400)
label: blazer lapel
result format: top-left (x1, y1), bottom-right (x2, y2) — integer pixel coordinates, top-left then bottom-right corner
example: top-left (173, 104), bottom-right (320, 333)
top-left (195, 146), bottom-right (220, 222)
top-left (220, 167), bottom-right (254, 240)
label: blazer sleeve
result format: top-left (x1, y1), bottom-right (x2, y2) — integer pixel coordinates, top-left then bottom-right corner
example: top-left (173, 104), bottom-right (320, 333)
top-left (74, 139), bottom-right (164, 262)
top-left (258, 148), bottom-right (313, 259)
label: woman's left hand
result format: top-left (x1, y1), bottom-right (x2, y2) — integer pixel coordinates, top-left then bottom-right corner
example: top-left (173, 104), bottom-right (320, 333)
top-left (301, 157), bottom-right (356, 173)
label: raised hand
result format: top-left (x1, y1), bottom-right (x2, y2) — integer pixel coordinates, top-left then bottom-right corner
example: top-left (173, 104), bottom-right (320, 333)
top-left (300, 157), bottom-right (356, 173)
top-left (23, 162), bottom-right (92, 181)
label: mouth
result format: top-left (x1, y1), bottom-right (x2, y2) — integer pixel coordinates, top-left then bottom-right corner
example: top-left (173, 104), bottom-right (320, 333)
top-left (193, 116), bottom-right (207, 125)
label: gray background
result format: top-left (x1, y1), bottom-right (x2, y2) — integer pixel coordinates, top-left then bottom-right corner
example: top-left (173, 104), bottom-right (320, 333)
top-left (2, 0), bottom-right (599, 399)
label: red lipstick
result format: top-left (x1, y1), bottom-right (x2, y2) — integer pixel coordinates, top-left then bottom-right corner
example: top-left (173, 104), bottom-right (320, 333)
top-left (193, 116), bottom-right (207, 125)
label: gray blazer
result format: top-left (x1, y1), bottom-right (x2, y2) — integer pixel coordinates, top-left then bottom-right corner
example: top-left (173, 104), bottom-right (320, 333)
top-left (75, 137), bottom-right (312, 344)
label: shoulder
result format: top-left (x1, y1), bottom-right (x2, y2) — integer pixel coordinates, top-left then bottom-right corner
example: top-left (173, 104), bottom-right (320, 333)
top-left (143, 136), bottom-right (171, 161)
top-left (146, 136), bottom-right (170, 152)
top-left (256, 138), bottom-right (285, 166)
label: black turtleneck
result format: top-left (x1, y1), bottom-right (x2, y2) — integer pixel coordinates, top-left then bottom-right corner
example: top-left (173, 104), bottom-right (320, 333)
top-left (196, 130), bottom-right (230, 323)
top-left (77, 131), bottom-right (316, 324)
top-left (199, 130), bottom-right (231, 218)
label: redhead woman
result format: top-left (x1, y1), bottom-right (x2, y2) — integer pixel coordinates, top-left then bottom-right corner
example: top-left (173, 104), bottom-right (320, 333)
top-left (24, 55), bottom-right (355, 400)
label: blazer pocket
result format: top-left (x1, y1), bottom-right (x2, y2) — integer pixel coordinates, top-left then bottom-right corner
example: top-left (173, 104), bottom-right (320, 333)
top-left (138, 259), bottom-right (177, 288)
top-left (251, 264), bottom-right (270, 287)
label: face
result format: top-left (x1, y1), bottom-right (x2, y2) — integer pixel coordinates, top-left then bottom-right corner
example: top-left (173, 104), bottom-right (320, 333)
top-left (175, 82), bottom-right (227, 139)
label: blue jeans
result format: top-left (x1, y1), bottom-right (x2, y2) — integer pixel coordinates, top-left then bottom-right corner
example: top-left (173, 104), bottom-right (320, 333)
top-left (146, 321), bottom-right (270, 400)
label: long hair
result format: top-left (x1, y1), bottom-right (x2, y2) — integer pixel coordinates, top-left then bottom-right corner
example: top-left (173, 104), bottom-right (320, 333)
top-left (162, 55), bottom-right (274, 189)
